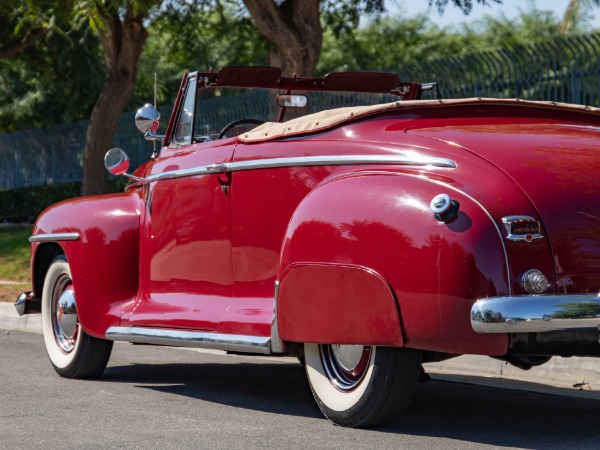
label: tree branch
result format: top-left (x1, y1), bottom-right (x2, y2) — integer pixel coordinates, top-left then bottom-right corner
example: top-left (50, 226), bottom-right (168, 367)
top-left (0, 28), bottom-right (47, 60)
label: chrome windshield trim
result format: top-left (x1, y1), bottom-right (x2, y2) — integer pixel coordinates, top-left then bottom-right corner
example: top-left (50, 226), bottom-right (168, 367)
top-left (29, 233), bottom-right (80, 243)
top-left (105, 326), bottom-right (272, 354)
top-left (471, 294), bottom-right (600, 333)
top-left (145, 154), bottom-right (457, 182)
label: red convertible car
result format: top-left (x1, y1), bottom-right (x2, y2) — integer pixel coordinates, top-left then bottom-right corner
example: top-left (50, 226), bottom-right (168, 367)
top-left (16, 66), bottom-right (600, 427)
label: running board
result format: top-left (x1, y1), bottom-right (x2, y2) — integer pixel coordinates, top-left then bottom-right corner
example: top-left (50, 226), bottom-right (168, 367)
top-left (105, 327), bottom-right (272, 354)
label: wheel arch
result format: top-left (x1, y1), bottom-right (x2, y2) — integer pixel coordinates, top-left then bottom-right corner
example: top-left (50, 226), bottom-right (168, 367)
top-left (32, 242), bottom-right (63, 303)
top-left (276, 171), bottom-right (510, 354)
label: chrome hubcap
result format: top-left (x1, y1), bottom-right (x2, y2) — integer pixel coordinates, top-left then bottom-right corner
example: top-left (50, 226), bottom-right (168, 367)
top-left (320, 345), bottom-right (372, 391)
top-left (51, 274), bottom-right (78, 353)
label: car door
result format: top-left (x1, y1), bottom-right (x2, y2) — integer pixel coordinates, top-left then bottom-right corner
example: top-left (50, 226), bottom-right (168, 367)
top-left (126, 73), bottom-right (235, 331)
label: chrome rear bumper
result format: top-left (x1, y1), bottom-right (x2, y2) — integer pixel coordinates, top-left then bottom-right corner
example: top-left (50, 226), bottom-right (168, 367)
top-left (471, 294), bottom-right (600, 333)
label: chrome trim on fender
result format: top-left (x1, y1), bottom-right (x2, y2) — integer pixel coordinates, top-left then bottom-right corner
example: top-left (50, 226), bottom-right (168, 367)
top-left (271, 280), bottom-right (285, 353)
top-left (145, 154), bottom-right (457, 182)
top-left (105, 327), bottom-right (272, 354)
top-left (471, 294), bottom-right (600, 333)
top-left (29, 233), bottom-right (80, 243)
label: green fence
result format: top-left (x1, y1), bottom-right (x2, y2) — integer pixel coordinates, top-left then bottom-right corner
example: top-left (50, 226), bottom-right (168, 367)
top-left (396, 33), bottom-right (600, 104)
top-left (2, 32), bottom-right (600, 190)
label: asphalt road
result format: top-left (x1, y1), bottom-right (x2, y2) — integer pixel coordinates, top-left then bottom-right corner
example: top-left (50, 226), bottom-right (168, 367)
top-left (2, 329), bottom-right (600, 449)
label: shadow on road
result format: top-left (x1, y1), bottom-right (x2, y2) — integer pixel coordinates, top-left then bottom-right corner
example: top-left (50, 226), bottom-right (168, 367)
top-left (101, 358), bottom-right (600, 446)
top-left (103, 361), bottom-right (321, 419)
top-left (390, 378), bottom-right (600, 447)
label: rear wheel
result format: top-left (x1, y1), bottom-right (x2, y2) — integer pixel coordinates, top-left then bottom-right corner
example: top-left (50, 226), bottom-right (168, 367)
top-left (41, 254), bottom-right (113, 378)
top-left (304, 343), bottom-right (421, 428)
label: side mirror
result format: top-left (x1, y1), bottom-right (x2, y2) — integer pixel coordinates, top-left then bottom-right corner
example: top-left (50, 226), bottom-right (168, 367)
top-left (135, 103), bottom-right (160, 133)
top-left (104, 148), bottom-right (149, 184)
top-left (104, 148), bottom-right (130, 176)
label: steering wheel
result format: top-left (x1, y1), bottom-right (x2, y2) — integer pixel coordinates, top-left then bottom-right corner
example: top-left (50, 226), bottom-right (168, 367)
top-left (218, 118), bottom-right (265, 139)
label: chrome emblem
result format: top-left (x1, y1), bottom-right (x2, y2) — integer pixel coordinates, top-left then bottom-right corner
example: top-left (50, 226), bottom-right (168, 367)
top-left (502, 216), bottom-right (543, 242)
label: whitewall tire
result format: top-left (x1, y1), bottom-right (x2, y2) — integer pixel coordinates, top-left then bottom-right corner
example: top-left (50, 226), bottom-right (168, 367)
top-left (304, 343), bottom-right (421, 427)
top-left (41, 254), bottom-right (112, 378)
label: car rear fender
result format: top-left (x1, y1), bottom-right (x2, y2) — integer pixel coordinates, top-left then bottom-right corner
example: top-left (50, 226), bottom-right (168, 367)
top-left (31, 191), bottom-right (142, 338)
top-left (277, 172), bottom-right (510, 354)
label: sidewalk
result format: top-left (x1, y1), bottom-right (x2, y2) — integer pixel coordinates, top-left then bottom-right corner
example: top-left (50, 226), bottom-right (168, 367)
top-left (0, 302), bottom-right (41, 331)
top-left (2, 302), bottom-right (600, 399)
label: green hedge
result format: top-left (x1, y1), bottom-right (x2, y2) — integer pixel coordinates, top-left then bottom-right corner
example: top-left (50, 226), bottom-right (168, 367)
top-left (0, 180), bottom-right (127, 223)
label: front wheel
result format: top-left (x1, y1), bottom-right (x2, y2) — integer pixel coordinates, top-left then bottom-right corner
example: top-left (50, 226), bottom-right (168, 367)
top-left (304, 343), bottom-right (422, 428)
top-left (41, 254), bottom-right (113, 378)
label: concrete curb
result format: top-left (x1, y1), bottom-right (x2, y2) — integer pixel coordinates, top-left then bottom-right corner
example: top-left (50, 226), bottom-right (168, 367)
top-left (2, 302), bottom-right (600, 397)
top-left (0, 302), bottom-right (42, 333)
top-left (424, 354), bottom-right (600, 393)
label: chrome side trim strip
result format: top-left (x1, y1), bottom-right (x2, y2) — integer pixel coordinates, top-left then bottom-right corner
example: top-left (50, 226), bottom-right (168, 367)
top-left (226, 155), bottom-right (457, 172)
top-left (146, 165), bottom-right (215, 182)
top-left (29, 232), bottom-right (80, 243)
top-left (145, 154), bottom-right (457, 182)
top-left (471, 294), bottom-right (600, 333)
top-left (105, 326), bottom-right (272, 354)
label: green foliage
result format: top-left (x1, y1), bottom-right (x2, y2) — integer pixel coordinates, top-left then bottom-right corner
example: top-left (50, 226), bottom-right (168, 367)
top-left (1, 0), bottom-right (598, 134)
top-left (457, 10), bottom-right (563, 48)
top-left (0, 25), bottom-right (104, 133)
top-left (318, 15), bottom-right (467, 73)
top-left (133, 1), bottom-right (268, 105)
top-left (0, 0), bottom-right (104, 134)
top-left (0, 0), bottom-right (72, 59)
top-left (0, 179), bottom-right (127, 224)
top-left (317, 6), bottom-right (590, 74)
top-left (561, 0), bottom-right (600, 34)
top-left (428, 0), bottom-right (502, 15)
top-left (321, 0), bottom-right (386, 36)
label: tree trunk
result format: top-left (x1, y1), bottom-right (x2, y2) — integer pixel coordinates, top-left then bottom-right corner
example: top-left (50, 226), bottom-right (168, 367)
top-left (81, 8), bottom-right (148, 196)
top-left (243, 0), bottom-right (323, 77)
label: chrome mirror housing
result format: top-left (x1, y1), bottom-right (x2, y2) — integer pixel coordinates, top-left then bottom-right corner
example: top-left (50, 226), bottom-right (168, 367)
top-left (104, 148), bottom-right (131, 176)
top-left (104, 148), bottom-right (149, 184)
top-left (135, 103), bottom-right (160, 133)
top-left (135, 103), bottom-right (166, 143)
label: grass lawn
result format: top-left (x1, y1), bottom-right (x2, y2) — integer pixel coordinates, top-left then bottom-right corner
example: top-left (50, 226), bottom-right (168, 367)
top-left (0, 283), bottom-right (31, 302)
top-left (0, 225), bottom-right (32, 302)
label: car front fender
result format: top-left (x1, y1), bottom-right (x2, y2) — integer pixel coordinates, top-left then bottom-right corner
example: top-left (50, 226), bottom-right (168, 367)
top-left (31, 191), bottom-right (142, 338)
